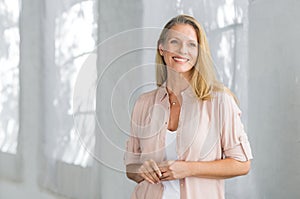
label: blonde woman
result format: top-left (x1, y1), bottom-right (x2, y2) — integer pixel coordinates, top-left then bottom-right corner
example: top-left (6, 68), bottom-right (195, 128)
top-left (125, 15), bottom-right (253, 199)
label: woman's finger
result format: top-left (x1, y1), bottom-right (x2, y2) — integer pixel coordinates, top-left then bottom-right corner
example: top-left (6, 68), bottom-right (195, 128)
top-left (139, 166), bottom-right (155, 184)
top-left (139, 172), bottom-right (154, 184)
top-left (159, 166), bottom-right (168, 173)
top-left (160, 171), bottom-right (173, 181)
top-left (144, 161), bottom-right (160, 183)
top-left (149, 159), bottom-right (162, 178)
top-left (158, 160), bottom-right (174, 173)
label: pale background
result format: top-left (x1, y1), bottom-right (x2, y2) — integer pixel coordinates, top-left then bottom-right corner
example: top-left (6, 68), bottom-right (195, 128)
top-left (0, 0), bottom-right (299, 198)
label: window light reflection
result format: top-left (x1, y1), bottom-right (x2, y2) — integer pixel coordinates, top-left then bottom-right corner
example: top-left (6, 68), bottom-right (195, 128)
top-left (0, 0), bottom-right (20, 154)
top-left (54, 0), bottom-right (96, 167)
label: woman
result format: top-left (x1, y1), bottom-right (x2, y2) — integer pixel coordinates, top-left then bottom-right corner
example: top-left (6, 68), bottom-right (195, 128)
top-left (124, 14), bottom-right (253, 199)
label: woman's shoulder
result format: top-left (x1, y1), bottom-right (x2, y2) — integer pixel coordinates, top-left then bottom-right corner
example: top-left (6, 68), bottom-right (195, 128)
top-left (138, 89), bottom-right (158, 100)
top-left (211, 86), bottom-right (239, 105)
top-left (131, 88), bottom-right (162, 118)
top-left (136, 88), bottom-right (160, 102)
top-left (134, 87), bottom-right (162, 107)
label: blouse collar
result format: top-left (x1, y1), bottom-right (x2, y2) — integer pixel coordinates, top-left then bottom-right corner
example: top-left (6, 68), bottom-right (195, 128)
top-left (158, 82), bottom-right (196, 102)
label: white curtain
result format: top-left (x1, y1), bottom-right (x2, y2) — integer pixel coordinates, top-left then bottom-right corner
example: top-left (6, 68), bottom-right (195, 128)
top-left (40, 0), bottom-right (100, 198)
top-left (0, 0), bottom-right (21, 181)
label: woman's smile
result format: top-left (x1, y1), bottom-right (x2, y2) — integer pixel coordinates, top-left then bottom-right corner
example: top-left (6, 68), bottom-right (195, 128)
top-left (159, 23), bottom-right (198, 76)
top-left (172, 55), bottom-right (190, 63)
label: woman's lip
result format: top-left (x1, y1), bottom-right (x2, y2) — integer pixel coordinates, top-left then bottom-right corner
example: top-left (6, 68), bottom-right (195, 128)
top-left (172, 56), bottom-right (189, 62)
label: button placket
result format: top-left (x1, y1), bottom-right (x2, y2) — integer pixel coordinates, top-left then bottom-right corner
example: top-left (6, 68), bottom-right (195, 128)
top-left (176, 93), bottom-right (185, 158)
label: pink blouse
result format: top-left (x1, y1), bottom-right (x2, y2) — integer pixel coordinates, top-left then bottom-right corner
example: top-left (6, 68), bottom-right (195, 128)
top-left (124, 85), bottom-right (253, 199)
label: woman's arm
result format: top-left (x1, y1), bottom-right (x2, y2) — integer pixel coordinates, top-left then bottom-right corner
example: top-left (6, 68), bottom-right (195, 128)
top-left (159, 158), bottom-right (251, 181)
top-left (187, 158), bottom-right (250, 179)
top-left (126, 164), bottom-right (144, 183)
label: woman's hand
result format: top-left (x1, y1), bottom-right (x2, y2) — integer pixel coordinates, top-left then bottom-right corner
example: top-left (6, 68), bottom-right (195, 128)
top-left (158, 160), bottom-right (190, 181)
top-left (138, 159), bottom-right (162, 184)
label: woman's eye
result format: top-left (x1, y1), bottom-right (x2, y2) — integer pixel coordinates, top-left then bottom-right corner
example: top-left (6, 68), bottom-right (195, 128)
top-left (170, 40), bottom-right (178, 44)
top-left (189, 42), bottom-right (197, 47)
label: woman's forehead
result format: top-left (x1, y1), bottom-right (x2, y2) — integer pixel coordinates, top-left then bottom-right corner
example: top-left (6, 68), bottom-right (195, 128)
top-left (166, 24), bottom-right (198, 41)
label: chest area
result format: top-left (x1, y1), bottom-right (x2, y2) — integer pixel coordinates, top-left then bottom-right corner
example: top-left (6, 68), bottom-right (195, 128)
top-left (138, 100), bottom-right (220, 160)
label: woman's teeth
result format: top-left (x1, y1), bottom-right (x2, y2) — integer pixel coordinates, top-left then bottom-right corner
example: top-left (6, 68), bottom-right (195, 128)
top-left (173, 56), bottom-right (189, 62)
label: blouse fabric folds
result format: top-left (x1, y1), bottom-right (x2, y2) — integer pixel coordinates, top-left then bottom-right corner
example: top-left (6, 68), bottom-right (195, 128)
top-left (124, 85), bottom-right (253, 199)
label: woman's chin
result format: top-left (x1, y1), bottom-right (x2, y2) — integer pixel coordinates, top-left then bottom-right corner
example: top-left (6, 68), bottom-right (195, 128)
top-left (168, 67), bottom-right (193, 74)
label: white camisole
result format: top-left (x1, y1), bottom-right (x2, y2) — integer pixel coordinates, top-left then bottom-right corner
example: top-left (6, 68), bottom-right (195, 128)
top-left (162, 129), bottom-right (180, 199)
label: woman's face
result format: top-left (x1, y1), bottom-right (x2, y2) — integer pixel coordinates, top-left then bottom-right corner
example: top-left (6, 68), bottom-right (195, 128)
top-left (159, 24), bottom-right (198, 76)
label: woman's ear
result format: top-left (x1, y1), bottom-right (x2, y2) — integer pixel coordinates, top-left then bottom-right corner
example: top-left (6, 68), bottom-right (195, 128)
top-left (158, 44), bottom-right (164, 56)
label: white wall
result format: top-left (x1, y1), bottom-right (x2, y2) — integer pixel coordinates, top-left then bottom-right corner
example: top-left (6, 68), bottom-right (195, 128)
top-left (96, 1), bottom-right (144, 198)
top-left (1, 0), bottom-right (300, 199)
top-left (248, 0), bottom-right (300, 198)
top-left (0, 0), bottom-right (66, 198)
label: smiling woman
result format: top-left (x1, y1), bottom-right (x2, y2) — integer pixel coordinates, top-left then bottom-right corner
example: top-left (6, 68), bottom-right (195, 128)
top-left (158, 24), bottom-right (198, 77)
top-left (125, 15), bottom-right (253, 199)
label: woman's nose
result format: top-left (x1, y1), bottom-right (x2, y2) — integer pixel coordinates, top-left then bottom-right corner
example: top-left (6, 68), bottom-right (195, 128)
top-left (179, 43), bottom-right (188, 54)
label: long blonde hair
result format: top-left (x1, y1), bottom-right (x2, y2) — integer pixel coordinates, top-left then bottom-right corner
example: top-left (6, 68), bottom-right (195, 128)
top-left (156, 14), bottom-right (225, 100)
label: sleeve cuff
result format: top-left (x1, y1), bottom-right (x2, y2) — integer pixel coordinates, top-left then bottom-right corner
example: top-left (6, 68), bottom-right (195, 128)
top-left (223, 139), bottom-right (253, 162)
top-left (124, 152), bottom-right (141, 165)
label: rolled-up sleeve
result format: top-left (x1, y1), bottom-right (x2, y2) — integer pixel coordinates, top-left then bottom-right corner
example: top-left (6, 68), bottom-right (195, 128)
top-left (124, 98), bottom-right (142, 165)
top-left (124, 137), bottom-right (141, 165)
top-left (221, 93), bottom-right (253, 162)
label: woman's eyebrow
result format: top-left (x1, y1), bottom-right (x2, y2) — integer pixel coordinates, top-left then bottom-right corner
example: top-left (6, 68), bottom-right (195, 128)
top-left (167, 36), bottom-right (180, 40)
top-left (168, 36), bottom-right (197, 42)
top-left (188, 39), bottom-right (198, 43)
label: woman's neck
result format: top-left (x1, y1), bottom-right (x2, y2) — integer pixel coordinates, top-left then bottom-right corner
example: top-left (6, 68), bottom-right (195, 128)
top-left (166, 69), bottom-right (191, 97)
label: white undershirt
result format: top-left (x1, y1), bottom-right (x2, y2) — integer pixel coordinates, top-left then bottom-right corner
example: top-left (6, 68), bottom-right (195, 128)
top-left (162, 129), bottom-right (180, 199)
